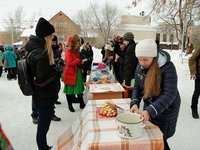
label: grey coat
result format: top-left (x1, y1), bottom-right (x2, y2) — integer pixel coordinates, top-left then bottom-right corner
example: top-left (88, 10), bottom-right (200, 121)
top-left (130, 50), bottom-right (181, 139)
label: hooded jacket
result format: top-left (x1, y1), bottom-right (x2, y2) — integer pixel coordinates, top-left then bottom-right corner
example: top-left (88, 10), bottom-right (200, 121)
top-left (2, 45), bottom-right (17, 68)
top-left (25, 35), bottom-right (59, 107)
top-left (131, 50), bottom-right (181, 139)
top-left (123, 40), bottom-right (138, 86)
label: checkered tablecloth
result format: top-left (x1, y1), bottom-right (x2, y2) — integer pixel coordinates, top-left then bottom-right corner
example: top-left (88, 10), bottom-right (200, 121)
top-left (57, 99), bottom-right (164, 150)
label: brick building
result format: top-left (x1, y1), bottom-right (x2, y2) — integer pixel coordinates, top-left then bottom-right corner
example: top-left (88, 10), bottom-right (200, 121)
top-left (49, 11), bottom-right (80, 43)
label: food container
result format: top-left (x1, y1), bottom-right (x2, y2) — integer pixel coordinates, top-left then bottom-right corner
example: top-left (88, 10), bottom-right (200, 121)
top-left (116, 112), bottom-right (144, 139)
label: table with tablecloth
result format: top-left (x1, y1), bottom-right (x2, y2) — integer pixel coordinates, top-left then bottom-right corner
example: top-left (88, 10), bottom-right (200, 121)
top-left (89, 83), bottom-right (125, 100)
top-left (57, 99), bottom-right (164, 150)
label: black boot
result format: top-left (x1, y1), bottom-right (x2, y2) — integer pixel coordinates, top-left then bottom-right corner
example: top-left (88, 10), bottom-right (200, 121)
top-left (192, 109), bottom-right (199, 119)
top-left (77, 94), bottom-right (85, 109)
top-left (66, 94), bottom-right (75, 112)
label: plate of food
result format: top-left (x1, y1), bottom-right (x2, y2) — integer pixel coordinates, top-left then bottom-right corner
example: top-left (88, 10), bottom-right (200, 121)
top-left (96, 101), bottom-right (124, 119)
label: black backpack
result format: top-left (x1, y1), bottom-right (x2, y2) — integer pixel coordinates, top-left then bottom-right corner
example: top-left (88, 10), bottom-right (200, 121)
top-left (17, 51), bottom-right (35, 96)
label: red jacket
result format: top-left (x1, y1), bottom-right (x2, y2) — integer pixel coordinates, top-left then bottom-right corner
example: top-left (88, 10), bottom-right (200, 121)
top-left (63, 49), bottom-right (81, 85)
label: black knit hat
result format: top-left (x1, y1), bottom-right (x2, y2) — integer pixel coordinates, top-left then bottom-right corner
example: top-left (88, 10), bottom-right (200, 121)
top-left (35, 17), bottom-right (55, 37)
top-left (123, 32), bottom-right (134, 41)
top-left (52, 35), bottom-right (58, 42)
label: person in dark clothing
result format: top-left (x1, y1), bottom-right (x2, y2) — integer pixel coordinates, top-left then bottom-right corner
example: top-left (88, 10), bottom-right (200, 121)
top-left (87, 43), bottom-right (93, 73)
top-left (80, 43), bottom-right (93, 82)
top-left (30, 35), bottom-right (62, 124)
top-left (101, 44), bottom-right (106, 61)
top-left (112, 35), bottom-right (124, 83)
top-left (130, 39), bottom-right (181, 150)
top-left (25, 17), bottom-right (60, 150)
top-left (52, 35), bottom-right (62, 105)
top-left (122, 32), bottom-right (138, 86)
top-left (122, 32), bottom-right (138, 98)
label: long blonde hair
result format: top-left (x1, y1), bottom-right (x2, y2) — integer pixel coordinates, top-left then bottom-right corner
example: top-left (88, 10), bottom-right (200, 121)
top-left (143, 58), bottom-right (161, 99)
top-left (44, 35), bottom-right (54, 65)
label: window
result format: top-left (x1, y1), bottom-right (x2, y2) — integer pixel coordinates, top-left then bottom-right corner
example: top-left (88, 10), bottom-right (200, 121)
top-left (55, 22), bottom-right (67, 28)
top-left (163, 34), bottom-right (167, 42)
top-left (58, 34), bottom-right (65, 42)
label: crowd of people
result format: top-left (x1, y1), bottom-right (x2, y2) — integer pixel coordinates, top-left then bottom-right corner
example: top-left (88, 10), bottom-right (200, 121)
top-left (1, 16), bottom-right (200, 150)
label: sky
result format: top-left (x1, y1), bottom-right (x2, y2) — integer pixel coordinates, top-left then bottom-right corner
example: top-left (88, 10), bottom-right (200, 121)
top-left (0, 0), bottom-right (133, 31)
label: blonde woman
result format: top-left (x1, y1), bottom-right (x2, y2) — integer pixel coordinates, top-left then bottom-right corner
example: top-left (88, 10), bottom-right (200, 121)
top-left (25, 17), bottom-right (59, 150)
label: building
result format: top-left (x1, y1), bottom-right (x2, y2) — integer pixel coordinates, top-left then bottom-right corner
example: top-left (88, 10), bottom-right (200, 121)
top-left (49, 11), bottom-right (80, 43)
top-left (0, 31), bottom-right (11, 45)
top-left (117, 0), bottom-right (179, 50)
top-left (20, 11), bottom-right (80, 45)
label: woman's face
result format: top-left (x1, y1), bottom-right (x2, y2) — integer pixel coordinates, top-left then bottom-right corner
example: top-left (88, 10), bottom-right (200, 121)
top-left (120, 43), bottom-right (126, 51)
top-left (74, 41), bottom-right (80, 50)
top-left (137, 57), bottom-right (154, 68)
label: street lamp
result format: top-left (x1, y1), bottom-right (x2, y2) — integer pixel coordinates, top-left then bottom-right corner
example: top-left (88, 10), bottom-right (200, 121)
top-left (11, 18), bottom-right (14, 44)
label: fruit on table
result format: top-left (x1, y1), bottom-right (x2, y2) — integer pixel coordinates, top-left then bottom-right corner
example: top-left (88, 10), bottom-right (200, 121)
top-left (99, 102), bottom-right (117, 117)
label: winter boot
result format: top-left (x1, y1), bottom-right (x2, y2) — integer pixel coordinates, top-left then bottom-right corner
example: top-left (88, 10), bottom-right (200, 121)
top-left (192, 109), bottom-right (199, 119)
top-left (66, 94), bottom-right (75, 112)
top-left (77, 94), bottom-right (86, 109)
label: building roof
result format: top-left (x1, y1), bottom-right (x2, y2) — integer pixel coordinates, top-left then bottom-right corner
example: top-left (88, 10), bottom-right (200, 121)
top-left (49, 11), bottom-right (78, 26)
top-left (21, 28), bottom-right (35, 37)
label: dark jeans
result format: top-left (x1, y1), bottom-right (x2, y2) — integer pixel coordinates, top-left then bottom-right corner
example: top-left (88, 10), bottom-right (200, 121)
top-left (164, 139), bottom-right (170, 150)
top-left (82, 68), bottom-right (88, 83)
top-left (36, 104), bottom-right (54, 150)
top-left (31, 100), bottom-right (55, 118)
top-left (7, 67), bottom-right (16, 79)
top-left (0, 66), bottom-right (2, 77)
top-left (31, 100), bottom-right (39, 118)
top-left (191, 74), bottom-right (200, 110)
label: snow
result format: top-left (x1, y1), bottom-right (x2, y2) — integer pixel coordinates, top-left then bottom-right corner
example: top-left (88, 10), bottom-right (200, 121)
top-left (0, 49), bottom-right (200, 150)
top-left (21, 28), bottom-right (35, 37)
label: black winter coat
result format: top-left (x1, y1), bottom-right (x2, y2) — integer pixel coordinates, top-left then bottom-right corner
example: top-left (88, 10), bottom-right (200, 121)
top-left (131, 50), bottom-right (181, 139)
top-left (25, 35), bottom-right (60, 107)
top-left (123, 40), bottom-right (138, 86)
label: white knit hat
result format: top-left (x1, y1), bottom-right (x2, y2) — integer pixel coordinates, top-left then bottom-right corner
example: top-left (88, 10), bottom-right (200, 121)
top-left (135, 39), bottom-right (157, 57)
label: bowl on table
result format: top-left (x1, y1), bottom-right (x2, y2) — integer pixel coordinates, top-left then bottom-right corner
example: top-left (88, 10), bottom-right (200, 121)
top-left (116, 112), bottom-right (145, 139)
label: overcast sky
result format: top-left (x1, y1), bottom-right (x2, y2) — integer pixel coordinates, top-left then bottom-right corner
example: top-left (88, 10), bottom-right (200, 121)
top-left (0, 0), bottom-right (132, 31)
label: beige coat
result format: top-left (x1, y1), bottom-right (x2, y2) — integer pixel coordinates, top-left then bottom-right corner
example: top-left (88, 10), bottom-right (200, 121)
top-left (188, 47), bottom-right (200, 75)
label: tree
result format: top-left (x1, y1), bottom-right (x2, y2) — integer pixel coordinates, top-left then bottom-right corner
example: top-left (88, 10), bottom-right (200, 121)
top-left (152, 0), bottom-right (200, 51)
top-left (75, 2), bottom-right (122, 45)
top-left (3, 6), bottom-right (35, 44)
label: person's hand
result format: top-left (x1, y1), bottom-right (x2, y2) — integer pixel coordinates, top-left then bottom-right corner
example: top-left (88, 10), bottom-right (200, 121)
top-left (108, 56), bottom-right (113, 60)
top-left (190, 75), bottom-right (196, 80)
top-left (115, 54), bottom-right (119, 62)
top-left (130, 104), bottom-right (139, 113)
top-left (141, 110), bottom-right (150, 121)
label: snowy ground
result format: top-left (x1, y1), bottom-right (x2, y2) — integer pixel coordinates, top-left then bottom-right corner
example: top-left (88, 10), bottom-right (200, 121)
top-left (1, 49), bottom-right (200, 150)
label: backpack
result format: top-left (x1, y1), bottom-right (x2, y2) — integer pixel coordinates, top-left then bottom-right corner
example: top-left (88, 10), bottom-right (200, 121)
top-left (17, 50), bottom-right (35, 96)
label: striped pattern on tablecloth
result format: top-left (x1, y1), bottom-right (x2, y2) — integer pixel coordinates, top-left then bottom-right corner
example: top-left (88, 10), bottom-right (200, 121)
top-left (57, 99), bottom-right (164, 150)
